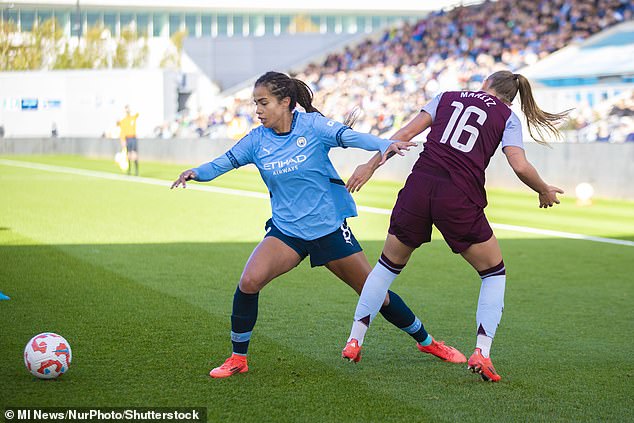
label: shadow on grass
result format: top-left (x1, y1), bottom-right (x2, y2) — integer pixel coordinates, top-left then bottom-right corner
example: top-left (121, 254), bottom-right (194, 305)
top-left (0, 239), bottom-right (632, 422)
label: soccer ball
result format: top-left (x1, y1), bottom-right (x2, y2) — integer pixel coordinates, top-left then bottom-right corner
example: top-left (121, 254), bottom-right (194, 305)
top-left (24, 333), bottom-right (72, 379)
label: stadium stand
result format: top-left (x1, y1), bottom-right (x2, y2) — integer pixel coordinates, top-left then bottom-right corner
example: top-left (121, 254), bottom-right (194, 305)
top-left (168, 0), bottom-right (633, 141)
top-left (562, 89), bottom-right (634, 143)
top-left (522, 19), bottom-right (634, 142)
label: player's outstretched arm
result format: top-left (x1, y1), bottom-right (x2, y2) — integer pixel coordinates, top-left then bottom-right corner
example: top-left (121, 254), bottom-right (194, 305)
top-left (346, 141), bottom-right (415, 193)
top-left (346, 155), bottom-right (380, 193)
top-left (173, 142), bottom-right (252, 188)
top-left (346, 112), bottom-right (431, 193)
top-left (390, 111), bottom-right (432, 143)
top-left (503, 146), bottom-right (563, 208)
top-left (379, 141), bottom-right (416, 165)
top-left (171, 169), bottom-right (197, 189)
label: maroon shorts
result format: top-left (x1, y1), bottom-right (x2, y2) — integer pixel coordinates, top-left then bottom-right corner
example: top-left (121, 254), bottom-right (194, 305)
top-left (388, 167), bottom-right (493, 253)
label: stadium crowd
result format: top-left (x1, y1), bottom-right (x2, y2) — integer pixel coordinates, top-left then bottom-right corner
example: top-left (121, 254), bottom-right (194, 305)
top-left (159, 0), bottom-right (634, 141)
top-left (563, 90), bottom-right (634, 142)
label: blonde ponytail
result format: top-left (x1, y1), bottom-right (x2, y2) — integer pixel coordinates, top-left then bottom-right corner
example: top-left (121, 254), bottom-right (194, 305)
top-left (486, 71), bottom-right (571, 145)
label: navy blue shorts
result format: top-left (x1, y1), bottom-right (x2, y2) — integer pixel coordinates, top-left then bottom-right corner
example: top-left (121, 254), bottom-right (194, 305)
top-left (126, 137), bottom-right (138, 152)
top-left (264, 219), bottom-right (362, 267)
top-left (389, 167), bottom-right (493, 254)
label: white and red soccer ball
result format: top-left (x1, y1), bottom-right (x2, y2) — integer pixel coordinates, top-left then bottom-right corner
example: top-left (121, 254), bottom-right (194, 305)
top-left (24, 333), bottom-right (72, 379)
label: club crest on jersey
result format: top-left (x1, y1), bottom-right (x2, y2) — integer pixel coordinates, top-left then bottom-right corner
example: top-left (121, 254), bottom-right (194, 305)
top-left (296, 137), bottom-right (307, 147)
top-left (327, 120), bottom-right (335, 127)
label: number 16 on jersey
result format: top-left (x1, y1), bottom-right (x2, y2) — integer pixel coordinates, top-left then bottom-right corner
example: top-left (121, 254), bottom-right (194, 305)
top-left (440, 101), bottom-right (488, 153)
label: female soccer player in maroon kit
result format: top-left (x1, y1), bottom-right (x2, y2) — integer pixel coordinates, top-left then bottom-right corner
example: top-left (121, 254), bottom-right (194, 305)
top-left (342, 70), bottom-right (569, 382)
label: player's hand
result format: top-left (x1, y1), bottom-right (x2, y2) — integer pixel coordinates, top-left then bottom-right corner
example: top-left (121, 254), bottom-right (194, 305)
top-left (171, 169), bottom-right (197, 189)
top-left (379, 141), bottom-right (417, 165)
top-left (346, 163), bottom-right (375, 193)
top-left (538, 185), bottom-right (563, 208)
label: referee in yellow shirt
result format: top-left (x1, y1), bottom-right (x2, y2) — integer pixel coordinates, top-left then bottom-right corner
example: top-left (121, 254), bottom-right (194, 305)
top-left (119, 105), bottom-right (140, 175)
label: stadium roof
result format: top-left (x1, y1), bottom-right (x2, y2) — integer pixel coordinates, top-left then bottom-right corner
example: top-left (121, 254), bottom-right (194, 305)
top-left (522, 20), bottom-right (634, 85)
top-left (7, 0), bottom-right (484, 13)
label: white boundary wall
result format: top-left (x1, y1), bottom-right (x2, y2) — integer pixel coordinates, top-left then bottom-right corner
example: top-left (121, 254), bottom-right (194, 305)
top-left (0, 69), bottom-right (181, 138)
top-left (1, 137), bottom-right (632, 200)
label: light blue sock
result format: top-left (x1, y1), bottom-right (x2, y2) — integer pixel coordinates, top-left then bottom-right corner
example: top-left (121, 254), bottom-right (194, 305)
top-left (419, 333), bottom-right (432, 347)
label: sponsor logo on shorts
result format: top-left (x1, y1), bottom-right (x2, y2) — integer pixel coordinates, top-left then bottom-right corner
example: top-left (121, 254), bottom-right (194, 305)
top-left (340, 223), bottom-right (353, 245)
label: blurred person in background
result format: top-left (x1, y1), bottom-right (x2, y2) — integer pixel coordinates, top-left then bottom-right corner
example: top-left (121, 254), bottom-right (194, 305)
top-left (118, 105), bottom-right (140, 176)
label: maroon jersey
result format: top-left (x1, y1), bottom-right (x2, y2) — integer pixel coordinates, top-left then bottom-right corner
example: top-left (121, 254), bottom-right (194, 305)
top-left (414, 91), bottom-right (524, 207)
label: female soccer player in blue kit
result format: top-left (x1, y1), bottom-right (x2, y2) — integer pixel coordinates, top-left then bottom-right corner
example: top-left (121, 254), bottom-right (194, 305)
top-left (171, 71), bottom-right (465, 378)
top-left (342, 70), bottom-right (569, 382)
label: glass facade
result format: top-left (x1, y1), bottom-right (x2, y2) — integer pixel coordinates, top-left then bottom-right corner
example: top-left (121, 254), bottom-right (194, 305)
top-left (36, 10), bottom-right (53, 25)
top-left (233, 15), bottom-right (244, 37)
top-left (264, 15), bottom-right (275, 35)
top-left (217, 14), bottom-right (228, 36)
top-left (20, 10), bottom-right (35, 31)
top-left (120, 13), bottom-right (134, 31)
top-left (279, 15), bottom-right (291, 35)
top-left (152, 14), bottom-right (163, 37)
top-left (185, 14), bottom-right (198, 37)
top-left (325, 16), bottom-right (337, 34)
top-left (86, 12), bottom-right (101, 28)
top-left (70, 9), bottom-right (82, 37)
top-left (103, 12), bottom-right (116, 35)
top-left (168, 13), bottom-right (182, 36)
top-left (249, 15), bottom-right (264, 37)
top-left (0, 6), bottom-right (420, 38)
top-left (201, 14), bottom-right (212, 36)
top-left (136, 13), bottom-right (149, 37)
top-left (5, 8), bottom-right (18, 24)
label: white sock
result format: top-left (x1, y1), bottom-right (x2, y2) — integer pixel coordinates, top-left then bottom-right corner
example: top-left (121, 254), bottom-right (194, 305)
top-left (476, 335), bottom-right (493, 358)
top-left (348, 262), bottom-right (399, 345)
top-left (475, 274), bottom-right (506, 355)
top-left (348, 321), bottom-right (369, 344)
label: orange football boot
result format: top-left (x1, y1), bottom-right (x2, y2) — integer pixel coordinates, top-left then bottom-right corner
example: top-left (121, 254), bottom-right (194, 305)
top-left (417, 337), bottom-right (467, 363)
top-left (467, 348), bottom-right (501, 382)
top-left (209, 354), bottom-right (248, 378)
top-left (342, 339), bottom-right (362, 363)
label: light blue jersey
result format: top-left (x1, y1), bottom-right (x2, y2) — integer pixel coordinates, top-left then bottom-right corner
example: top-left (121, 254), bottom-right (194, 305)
top-left (193, 111), bottom-right (393, 240)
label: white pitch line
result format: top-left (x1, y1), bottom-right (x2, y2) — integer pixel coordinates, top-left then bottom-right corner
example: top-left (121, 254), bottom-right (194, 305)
top-left (489, 223), bottom-right (634, 247)
top-left (1, 158), bottom-right (632, 247)
top-left (0, 159), bottom-right (269, 199)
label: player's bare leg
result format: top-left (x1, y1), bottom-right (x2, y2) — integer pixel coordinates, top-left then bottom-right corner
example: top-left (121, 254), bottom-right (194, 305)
top-left (210, 237), bottom-right (301, 378)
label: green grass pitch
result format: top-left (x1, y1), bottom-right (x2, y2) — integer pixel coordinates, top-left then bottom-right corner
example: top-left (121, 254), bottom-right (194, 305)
top-left (1, 155), bottom-right (633, 422)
